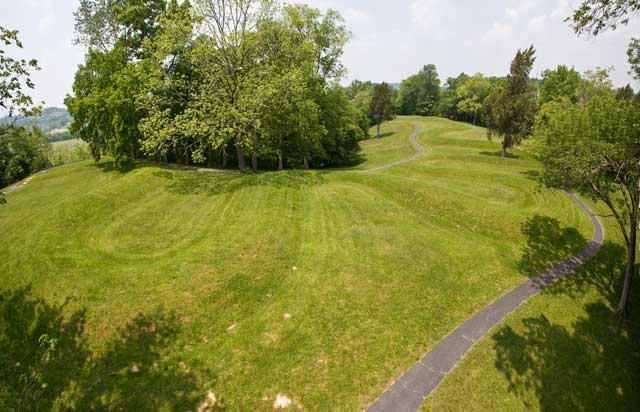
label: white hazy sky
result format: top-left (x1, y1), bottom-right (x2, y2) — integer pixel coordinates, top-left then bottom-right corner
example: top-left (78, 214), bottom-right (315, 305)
top-left (1, 0), bottom-right (638, 108)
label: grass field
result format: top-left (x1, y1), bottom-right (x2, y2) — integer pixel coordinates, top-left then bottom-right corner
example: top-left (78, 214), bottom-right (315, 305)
top-left (2, 116), bottom-right (629, 411)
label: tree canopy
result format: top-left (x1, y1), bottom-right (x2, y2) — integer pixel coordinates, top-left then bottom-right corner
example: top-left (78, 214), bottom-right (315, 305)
top-left (66, 0), bottom-right (362, 171)
top-left (485, 46), bottom-right (538, 157)
top-left (533, 95), bottom-right (640, 315)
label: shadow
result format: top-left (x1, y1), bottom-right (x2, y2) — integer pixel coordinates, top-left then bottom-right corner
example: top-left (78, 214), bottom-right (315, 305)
top-left (156, 169), bottom-right (327, 196)
top-left (518, 215), bottom-right (624, 306)
top-left (493, 302), bottom-right (640, 411)
top-left (479, 151), bottom-right (521, 159)
top-left (518, 216), bottom-right (587, 277)
top-left (366, 132), bottom-right (395, 140)
top-left (0, 286), bottom-right (219, 412)
top-left (94, 160), bottom-right (136, 174)
top-left (522, 170), bottom-right (540, 181)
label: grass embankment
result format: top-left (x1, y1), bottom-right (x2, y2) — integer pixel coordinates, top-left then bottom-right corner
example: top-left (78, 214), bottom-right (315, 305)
top-left (0, 116), bottom-right (609, 411)
top-left (420, 201), bottom-right (640, 412)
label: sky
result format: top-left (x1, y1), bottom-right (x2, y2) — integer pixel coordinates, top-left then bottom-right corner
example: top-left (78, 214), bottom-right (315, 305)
top-left (1, 0), bottom-right (638, 109)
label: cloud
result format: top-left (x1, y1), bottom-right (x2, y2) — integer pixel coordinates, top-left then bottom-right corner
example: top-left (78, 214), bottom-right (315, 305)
top-left (410, 0), bottom-right (454, 32)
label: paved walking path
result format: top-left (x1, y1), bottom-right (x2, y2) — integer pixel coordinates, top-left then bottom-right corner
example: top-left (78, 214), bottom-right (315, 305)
top-left (364, 124), bottom-right (423, 173)
top-left (368, 191), bottom-right (603, 411)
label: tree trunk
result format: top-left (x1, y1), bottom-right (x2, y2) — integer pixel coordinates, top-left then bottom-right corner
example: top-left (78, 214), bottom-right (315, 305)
top-left (222, 145), bottom-right (228, 168)
top-left (235, 134), bottom-right (245, 171)
top-left (377, 121), bottom-right (381, 138)
top-left (501, 140), bottom-right (508, 157)
top-left (617, 215), bottom-right (637, 317)
top-left (278, 136), bottom-right (284, 171)
top-left (251, 134), bottom-right (258, 172)
top-left (303, 157), bottom-right (309, 170)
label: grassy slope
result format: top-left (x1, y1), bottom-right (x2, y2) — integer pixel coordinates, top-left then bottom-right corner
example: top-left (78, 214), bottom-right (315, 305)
top-left (420, 202), bottom-right (640, 412)
top-left (0, 116), bottom-right (597, 411)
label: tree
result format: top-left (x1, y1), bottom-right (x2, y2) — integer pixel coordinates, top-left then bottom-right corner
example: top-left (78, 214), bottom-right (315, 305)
top-left (67, 0), bottom-right (168, 166)
top-left (533, 95), bottom-right (639, 316)
top-left (0, 27), bottom-right (41, 119)
top-left (616, 84), bottom-right (635, 100)
top-left (485, 46), bottom-right (538, 157)
top-left (369, 83), bottom-right (395, 138)
top-left (540, 65), bottom-right (582, 104)
top-left (568, 0), bottom-right (640, 35)
top-left (455, 74), bottom-right (496, 125)
top-left (191, 0), bottom-right (276, 171)
top-left (397, 64), bottom-right (440, 116)
top-left (0, 26), bottom-right (47, 199)
top-left (577, 67), bottom-right (615, 104)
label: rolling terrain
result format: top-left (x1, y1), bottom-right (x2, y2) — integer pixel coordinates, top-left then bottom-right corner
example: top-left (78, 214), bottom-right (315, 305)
top-left (1, 116), bottom-right (616, 411)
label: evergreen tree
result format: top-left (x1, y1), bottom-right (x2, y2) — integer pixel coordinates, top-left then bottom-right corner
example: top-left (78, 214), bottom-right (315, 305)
top-left (485, 46), bottom-right (538, 157)
top-left (369, 83), bottom-right (395, 138)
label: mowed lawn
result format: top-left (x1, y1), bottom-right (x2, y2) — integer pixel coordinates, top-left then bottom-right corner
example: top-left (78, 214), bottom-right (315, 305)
top-left (420, 204), bottom-right (640, 412)
top-left (1, 116), bottom-right (599, 411)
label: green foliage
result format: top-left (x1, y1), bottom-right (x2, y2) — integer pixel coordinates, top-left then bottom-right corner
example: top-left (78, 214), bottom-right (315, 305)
top-left (577, 67), bottom-right (615, 104)
top-left (455, 74), bottom-right (498, 125)
top-left (369, 82), bottom-right (395, 136)
top-left (398, 64), bottom-right (441, 116)
top-left (68, 0), bottom-right (360, 171)
top-left (568, 0), bottom-right (640, 35)
top-left (0, 27), bottom-right (49, 190)
top-left (48, 140), bottom-right (91, 166)
top-left (485, 46), bottom-right (538, 156)
top-left (0, 117), bottom-right (598, 410)
top-left (0, 26), bottom-right (41, 118)
top-left (532, 95), bottom-right (640, 314)
top-left (627, 37), bottom-right (640, 81)
top-left (540, 65), bottom-right (581, 104)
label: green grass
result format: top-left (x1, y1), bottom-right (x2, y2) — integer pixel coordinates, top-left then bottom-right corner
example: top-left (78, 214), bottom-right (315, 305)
top-left (1, 116), bottom-right (613, 411)
top-left (420, 202), bottom-right (640, 412)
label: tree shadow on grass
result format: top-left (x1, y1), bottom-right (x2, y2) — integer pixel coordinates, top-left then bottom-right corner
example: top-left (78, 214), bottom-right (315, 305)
top-left (517, 216), bottom-right (588, 277)
top-left (496, 216), bottom-right (640, 410)
top-left (94, 160), bottom-right (136, 174)
top-left (0, 286), bottom-right (220, 412)
top-left (155, 169), bottom-right (327, 196)
top-left (479, 151), bottom-right (521, 159)
top-left (365, 132), bottom-right (395, 140)
top-left (493, 302), bottom-right (640, 412)
top-left (517, 215), bottom-right (624, 306)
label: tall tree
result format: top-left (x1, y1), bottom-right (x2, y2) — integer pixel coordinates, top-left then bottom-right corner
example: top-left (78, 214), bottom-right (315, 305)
top-left (540, 65), bottom-right (582, 104)
top-left (397, 64), bottom-right (440, 116)
top-left (0, 27), bottom-right (45, 202)
top-left (192, 0), bottom-right (275, 171)
top-left (485, 46), bottom-right (538, 157)
top-left (533, 96), bottom-right (640, 316)
top-left (455, 74), bottom-right (496, 125)
top-left (568, 0), bottom-right (640, 317)
top-left (369, 82), bottom-right (395, 138)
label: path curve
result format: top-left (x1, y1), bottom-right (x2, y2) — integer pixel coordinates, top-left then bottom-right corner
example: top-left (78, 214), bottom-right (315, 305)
top-left (364, 123), bottom-right (423, 173)
top-left (368, 193), bottom-right (604, 412)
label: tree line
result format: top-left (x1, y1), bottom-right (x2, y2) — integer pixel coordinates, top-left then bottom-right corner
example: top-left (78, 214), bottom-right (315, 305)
top-left (65, 0), bottom-right (372, 171)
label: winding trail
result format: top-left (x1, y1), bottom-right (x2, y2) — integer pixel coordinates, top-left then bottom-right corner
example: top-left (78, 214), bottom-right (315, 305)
top-left (366, 127), bottom-right (604, 412)
top-left (364, 123), bottom-right (424, 173)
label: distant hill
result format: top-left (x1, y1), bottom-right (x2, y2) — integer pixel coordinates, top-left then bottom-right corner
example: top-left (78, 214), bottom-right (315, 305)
top-left (0, 107), bottom-right (72, 134)
top-left (389, 83), bottom-right (401, 90)
top-left (0, 107), bottom-right (74, 142)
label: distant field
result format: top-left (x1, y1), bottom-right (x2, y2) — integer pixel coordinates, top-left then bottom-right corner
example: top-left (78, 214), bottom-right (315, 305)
top-left (3, 116), bottom-right (622, 411)
top-left (48, 138), bottom-right (90, 166)
top-left (51, 138), bottom-right (82, 148)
